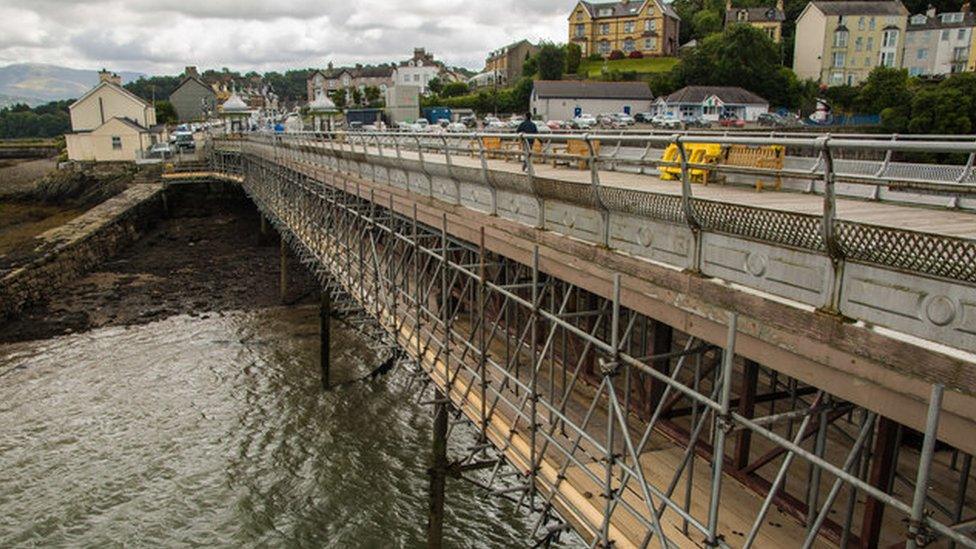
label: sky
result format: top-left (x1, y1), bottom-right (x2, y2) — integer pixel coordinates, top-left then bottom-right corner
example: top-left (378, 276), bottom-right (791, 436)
top-left (0, 0), bottom-right (577, 75)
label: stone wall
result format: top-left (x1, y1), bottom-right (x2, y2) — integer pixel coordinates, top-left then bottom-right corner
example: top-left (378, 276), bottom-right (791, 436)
top-left (0, 183), bottom-right (165, 322)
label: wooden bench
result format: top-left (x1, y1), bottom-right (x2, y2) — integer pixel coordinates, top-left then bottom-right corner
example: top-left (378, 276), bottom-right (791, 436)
top-left (552, 139), bottom-right (600, 170)
top-left (721, 145), bottom-right (785, 191)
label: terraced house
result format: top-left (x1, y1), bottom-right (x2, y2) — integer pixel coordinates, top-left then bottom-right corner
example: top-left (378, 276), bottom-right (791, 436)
top-left (723, 0), bottom-right (786, 43)
top-left (568, 0), bottom-right (681, 58)
top-left (793, 1), bottom-right (909, 86)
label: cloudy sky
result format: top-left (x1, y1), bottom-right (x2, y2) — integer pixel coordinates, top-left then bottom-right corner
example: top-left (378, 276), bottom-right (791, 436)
top-left (0, 0), bottom-right (577, 74)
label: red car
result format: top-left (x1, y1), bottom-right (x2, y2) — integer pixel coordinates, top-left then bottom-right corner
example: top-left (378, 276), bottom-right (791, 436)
top-left (719, 114), bottom-right (745, 128)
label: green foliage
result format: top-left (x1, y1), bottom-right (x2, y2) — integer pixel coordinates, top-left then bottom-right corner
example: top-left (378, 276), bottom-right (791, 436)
top-left (422, 79), bottom-right (534, 115)
top-left (523, 56), bottom-right (538, 78)
top-left (692, 10), bottom-right (723, 37)
top-left (154, 100), bottom-right (177, 124)
top-left (124, 75), bottom-right (182, 101)
top-left (329, 89), bottom-right (347, 109)
top-left (672, 24), bottom-right (808, 108)
top-left (350, 88), bottom-right (364, 107)
top-left (536, 42), bottom-right (566, 80)
top-left (364, 86), bottom-right (383, 107)
top-left (427, 77), bottom-right (443, 96)
top-left (822, 85), bottom-right (859, 113)
top-left (587, 53), bottom-right (604, 62)
top-left (263, 69), bottom-right (313, 102)
top-left (856, 67), bottom-right (912, 114)
top-left (578, 57), bottom-right (679, 79)
top-left (442, 82), bottom-right (470, 98)
top-left (0, 101), bottom-right (71, 139)
top-left (566, 43), bottom-right (583, 74)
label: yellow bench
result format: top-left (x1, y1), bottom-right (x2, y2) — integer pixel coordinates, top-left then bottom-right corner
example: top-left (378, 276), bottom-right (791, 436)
top-left (552, 139), bottom-right (600, 170)
top-left (659, 143), bottom-right (723, 184)
top-left (722, 145), bottom-right (785, 191)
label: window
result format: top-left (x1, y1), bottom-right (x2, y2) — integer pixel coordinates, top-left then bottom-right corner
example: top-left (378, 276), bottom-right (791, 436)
top-left (942, 29), bottom-right (950, 41)
top-left (576, 24), bottom-right (585, 37)
top-left (960, 29), bottom-right (968, 40)
top-left (953, 46), bottom-right (968, 61)
top-left (855, 37), bottom-right (863, 51)
top-left (909, 67), bottom-right (923, 76)
top-left (413, 74), bottom-right (420, 82)
top-left (858, 16), bottom-right (865, 30)
top-left (869, 17), bottom-right (875, 30)
top-left (111, 136), bottom-right (121, 150)
top-left (738, 9), bottom-right (748, 21)
top-left (834, 29), bottom-right (848, 47)
top-left (600, 23), bottom-right (610, 34)
top-left (830, 72), bottom-right (844, 85)
top-left (647, 19), bottom-right (657, 32)
top-left (765, 27), bottom-right (775, 39)
top-left (910, 14), bottom-right (927, 25)
top-left (942, 12), bottom-right (964, 23)
top-left (644, 38), bottom-right (654, 49)
top-left (576, 11), bottom-right (583, 21)
top-left (882, 29), bottom-right (898, 48)
top-left (623, 38), bottom-right (636, 52)
top-left (917, 48), bottom-right (928, 60)
top-left (832, 51), bottom-right (846, 67)
top-left (598, 8), bottom-right (613, 16)
top-left (867, 37), bottom-right (874, 51)
top-left (624, 21), bottom-right (635, 33)
top-left (598, 40), bottom-right (611, 54)
top-left (880, 51), bottom-right (896, 66)
top-left (865, 57), bottom-right (871, 67)
top-left (647, 6), bottom-right (655, 15)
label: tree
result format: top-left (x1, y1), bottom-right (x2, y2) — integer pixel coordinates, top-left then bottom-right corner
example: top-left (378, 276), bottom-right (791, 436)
top-left (566, 43), bottom-right (582, 74)
top-left (442, 81), bottom-right (470, 98)
top-left (427, 77), bottom-right (443, 96)
top-left (523, 56), bottom-right (538, 77)
top-left (154, 100), bottom-right (177, 124)
top-left (907, 87), bottom-right (971, 134)
top-left (364, 86), bottom-right (383, 107)
top-left (329, 89), bottom-right (347, 109)
top-left (536, 42), bottom-right (566, 80)
top-left (350, 88), bottom-right (364, 107)
top-left (692, 10), bottom-right (723, 37)
top-left (856, 67), bottom-right (912, 114)
top-left (511, 77), bottom-right (534, 112)
top-left (672, 25), bottom-right (805, 107)
top-left (124, 75), bottom-right (182, 102)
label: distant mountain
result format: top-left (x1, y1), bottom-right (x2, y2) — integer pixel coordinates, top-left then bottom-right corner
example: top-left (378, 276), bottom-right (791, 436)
top-left (0, 63), bottom-right (144, 105)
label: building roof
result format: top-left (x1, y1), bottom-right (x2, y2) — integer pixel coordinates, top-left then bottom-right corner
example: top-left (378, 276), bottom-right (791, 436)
top-left (68, 80), bottom-right (150, 111)
top-left (907, 11), bottom-right (976, 30)
top-left (308, 92), bottom-right (338, 113)
top-left (173, 74), bottom-right (214, 95)
top-left (221, 92), bottom-right (251, 112)
top-left (534, 80), bottom-right (654, 100)
top-left (809, 1), bottom-right (908, 16)
top-left (312, 65), bottom-right (395, 80)
top-left (724, 6), bottom-right (786, 25)
top-left (663, 85), bottom-right (768, 105)
top-left (579, 0), bottom-right (679, 20)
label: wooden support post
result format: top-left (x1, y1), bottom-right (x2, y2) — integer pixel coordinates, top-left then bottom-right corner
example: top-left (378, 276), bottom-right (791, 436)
top-left (734, 359), bottom-right (760, 470)
top-left (428, 388), bottom-right (449, 549)
top-left (320, 290), bottom-right (331, 390)
top-left (648, 319), bottom-right (674, 413)
top-left (279, 237), bottom-right (289, 304)
top-left (860, 417), bottom-right (899, 549)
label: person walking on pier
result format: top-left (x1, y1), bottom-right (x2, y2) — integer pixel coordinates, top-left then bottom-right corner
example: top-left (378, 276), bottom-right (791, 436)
top-left (516, 112), bottom-right (538, 172)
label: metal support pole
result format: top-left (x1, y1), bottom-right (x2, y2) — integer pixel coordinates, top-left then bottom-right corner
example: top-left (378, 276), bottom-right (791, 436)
top-left (320, 289), bottom-right (331, 390)
top-left (647, 319), bottom-right (674, 414)
top-left (279, 236), bottom-right (289, 303)
top-left (706, 312), bottom-right (737, 546)
top-left (907, 384), bottom-right (945, 549)
top-left (860, 416), bottom-right (900, 548)
top-left (733, 359), bottom-right (760, 470)
top-left (428, 388), bottom-right (449, 549)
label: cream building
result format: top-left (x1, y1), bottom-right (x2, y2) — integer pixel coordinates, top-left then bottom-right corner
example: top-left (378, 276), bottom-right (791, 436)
top-left (65, 70), bottom-right (162, 162)
top-left (904, 8), bottom-right (974, 77)
top-left (568, 0), bottom-right (681, 58)
top-left (793, 1), bottom-right (909, 86)
top-left (724, 0), bottom-right (786, 43)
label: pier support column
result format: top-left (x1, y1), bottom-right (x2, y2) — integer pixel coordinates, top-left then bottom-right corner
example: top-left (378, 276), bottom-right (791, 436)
top-left (320, 290), bottom-right (331, 390)
top-left (733, 359), bottom-right (760, 470)
top-left (648, 320), bottom-right (674, 411)
top-left (860, 416), bottom-right (899, 548)
top-left (427, 388), bottom-right (448, 549)
top-left (279, 238), bottom-right (289, 303)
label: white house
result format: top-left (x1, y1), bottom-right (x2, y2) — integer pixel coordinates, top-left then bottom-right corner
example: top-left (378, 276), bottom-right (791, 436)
top-left (392, 48), bottom-right (444, 94)
top-left (654, 86), bottom-right (769, 122)
top-left (65, 69), bottom-right (163, 162)
top-left (903, 8), bottom-right (975, 76)
top-left (530, 81), bottom-right (654, 121)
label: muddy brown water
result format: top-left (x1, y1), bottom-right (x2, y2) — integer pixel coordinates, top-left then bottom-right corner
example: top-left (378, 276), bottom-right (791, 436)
top-left (0, 201), bottom-right (577, 547)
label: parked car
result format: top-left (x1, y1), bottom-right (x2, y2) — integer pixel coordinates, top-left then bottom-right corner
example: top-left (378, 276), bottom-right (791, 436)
top-left (446, 122), bottom-right (468, 133)
top-left (573, 113), bottom-right (597, 129)
top-left (460, 115), bottom-right (478, 128)
top-left (615, 113), bottom-right (636, 126)
top-left (683, 115), bottom-right (711, 128)
top-left (172, 131), bottom-right (195, 151)
top-left (757, 113), bottom-right (786, 127)
top-left (719, 113), bottom-right (745, 128)
top-left (596, 113), bottom-right (616, 125)
top-left (408, 119), bottom-right (431, 132)
top-left (546, 120), bottom-right (568, 131)
top-left (146, 142), bottom-right (172, 159)
top-left (484, 120), bottom-right (508, 132)
top-left (650, 114), bottom-right (682, 129)
top-left (635, 112), bottom-right (655, 123)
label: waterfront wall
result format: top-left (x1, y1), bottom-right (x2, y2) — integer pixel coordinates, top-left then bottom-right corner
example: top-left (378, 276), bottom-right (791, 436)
top-left (0, 183), bottom-right (165, 321)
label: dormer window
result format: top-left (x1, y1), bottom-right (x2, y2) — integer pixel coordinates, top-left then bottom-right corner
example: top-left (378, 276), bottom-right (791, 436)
top-left (598, 8), bottom-right (613, 16)
top-left (577, 11), bottom-right (583, 21)
top-left (910, 14), bottom-right (926, 25)
top-left (941, 12), bottom-right (964, 23)
top-left (737, 9), bottom-right (747, 21)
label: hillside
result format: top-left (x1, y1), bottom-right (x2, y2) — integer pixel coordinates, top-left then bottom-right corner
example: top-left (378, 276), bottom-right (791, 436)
top-left (578, 57), bottom-right (678, 78)
top-left (0, 63), bottom-right (143, 105)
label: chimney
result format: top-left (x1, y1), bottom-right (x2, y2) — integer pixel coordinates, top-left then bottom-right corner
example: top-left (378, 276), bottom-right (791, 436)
top-left (185, 66), bottom-right (199, 78)
top-left (98, 68), bottom-right (121, 86)
top-left (726, 0), bottom-right (733, 11)
top-left (926, 4), bottom-right (937, 17)
top-left (964, 1), bottom-right (971, 15)
top-left (776, 0), bottom-right (784, 12)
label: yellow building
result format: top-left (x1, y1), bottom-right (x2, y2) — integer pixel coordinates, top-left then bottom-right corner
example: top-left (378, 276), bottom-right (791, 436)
top-left (793, 1), bottom-right (909, 86)
top-left (724, 0), bottom-right (786, 43)
top-left (568, 0), bottom-right (681, 58)
top-left (65, 70), bottom-right (163, 162)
